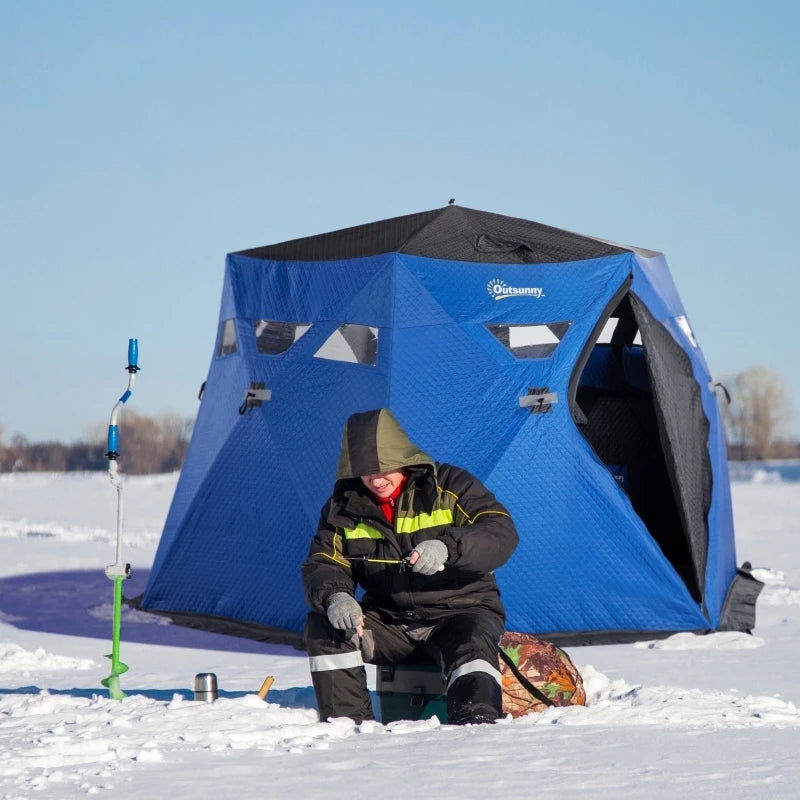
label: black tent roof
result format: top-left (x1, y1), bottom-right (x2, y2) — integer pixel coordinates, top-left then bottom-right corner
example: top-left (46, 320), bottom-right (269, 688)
top-left (235, 204), bottom-right (635, 265)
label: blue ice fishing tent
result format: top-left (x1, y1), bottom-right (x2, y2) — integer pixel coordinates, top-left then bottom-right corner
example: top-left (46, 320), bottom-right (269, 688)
top-left (140, 205), bottom-right (761, 645)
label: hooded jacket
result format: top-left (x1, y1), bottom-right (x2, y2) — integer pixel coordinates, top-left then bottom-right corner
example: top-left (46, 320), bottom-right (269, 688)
top-left (301, 409), bottom-right (519, 623)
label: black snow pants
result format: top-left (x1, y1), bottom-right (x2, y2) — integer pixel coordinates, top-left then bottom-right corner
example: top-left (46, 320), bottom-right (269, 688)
top-left (304, 606), bottom-right (504, 725)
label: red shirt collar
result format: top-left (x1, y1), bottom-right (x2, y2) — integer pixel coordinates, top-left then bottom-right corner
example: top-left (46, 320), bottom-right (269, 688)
top-left (371, 475), bottom-right (407, 522)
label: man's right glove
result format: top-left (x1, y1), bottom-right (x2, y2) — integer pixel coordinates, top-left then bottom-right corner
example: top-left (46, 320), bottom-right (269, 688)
top-left (326, 592), bottom-right (363, 631)
top-left (410, 539), bottom-right (448, 575)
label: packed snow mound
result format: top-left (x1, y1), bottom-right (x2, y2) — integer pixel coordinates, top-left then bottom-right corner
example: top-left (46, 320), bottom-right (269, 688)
top-left (0, 643), bottom-right (96, 674)
top-left (633, 632), bottom-right (764, 650)
top-left (752, 567), bottom-right (800, 606)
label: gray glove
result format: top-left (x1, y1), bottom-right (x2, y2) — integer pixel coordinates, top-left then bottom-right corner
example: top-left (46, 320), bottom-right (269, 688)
top-left (326, 592), bottom-right (363, 630)
top-left (411, 539), bottom-right (448, 575)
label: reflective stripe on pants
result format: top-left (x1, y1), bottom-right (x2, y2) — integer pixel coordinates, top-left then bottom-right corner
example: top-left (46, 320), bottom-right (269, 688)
top-left (309, 650), bottom-right (364, 673)
top-left (447, 658), bottom-right (502, 689)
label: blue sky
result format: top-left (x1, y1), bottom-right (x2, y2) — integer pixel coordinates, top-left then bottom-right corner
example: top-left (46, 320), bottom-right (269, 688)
top-left (1, 0), bottom-right (798, 443)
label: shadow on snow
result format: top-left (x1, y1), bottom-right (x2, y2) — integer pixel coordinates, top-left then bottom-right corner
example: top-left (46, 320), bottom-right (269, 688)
top-left (0, 568), bottom-right (303, 658)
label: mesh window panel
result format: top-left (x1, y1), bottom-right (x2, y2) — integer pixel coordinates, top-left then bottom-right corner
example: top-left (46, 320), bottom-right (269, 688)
top-left (487, 322), bottom-right (571, 359)
top-left (253, 320), bottom-right (310, 354)
top-left (314, 324), bottom-right (378, 365)
top-left (217, 319), bottom-right (237, 357)
top-left (597, 318), bottom-right (619, 344)
top-left (596, 318), bottom-right (643, 346)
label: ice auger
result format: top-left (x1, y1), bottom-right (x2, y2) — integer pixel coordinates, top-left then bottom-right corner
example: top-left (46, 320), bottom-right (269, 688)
top-left (101, 338), bottom-right (139, 700)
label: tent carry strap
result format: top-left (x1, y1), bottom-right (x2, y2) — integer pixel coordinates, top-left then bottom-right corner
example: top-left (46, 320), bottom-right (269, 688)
top-left (498, 646), bottom-right (555, 707)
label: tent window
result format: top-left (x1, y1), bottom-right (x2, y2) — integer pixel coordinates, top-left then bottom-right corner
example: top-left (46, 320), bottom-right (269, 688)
top-left (597, 317), bottom-right (642, 346)
top-left (216, 319), bottom-right (237, 357)
top-left (314, 324), bottom-right (378, 365)
top-left (254, 320), bottom-right (311, 354)
top-left (486, 322), bottom-right (571, 359)
top-left (597, 318), bottom-right (618, 344)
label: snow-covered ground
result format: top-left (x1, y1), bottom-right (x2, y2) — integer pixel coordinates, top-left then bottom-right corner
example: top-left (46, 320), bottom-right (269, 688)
top-left (1, 466), bottom-right (799, 799)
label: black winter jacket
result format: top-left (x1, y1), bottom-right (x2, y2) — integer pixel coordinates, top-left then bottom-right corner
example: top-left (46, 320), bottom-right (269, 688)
top-left (301, 409), bottom-right (519, 623)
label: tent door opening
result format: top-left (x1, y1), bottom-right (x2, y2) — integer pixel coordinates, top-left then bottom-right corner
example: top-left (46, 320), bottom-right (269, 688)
top-left (570, 292), bottom-right (702, 602)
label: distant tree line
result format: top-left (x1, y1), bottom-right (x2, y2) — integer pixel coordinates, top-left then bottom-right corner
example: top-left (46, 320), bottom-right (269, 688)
top-left (0, 413), bottom-right (194, 474)
top-left (719, 365), bottom-right (798, 460)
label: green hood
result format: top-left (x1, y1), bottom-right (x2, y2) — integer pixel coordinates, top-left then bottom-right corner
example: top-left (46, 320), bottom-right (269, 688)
top-left (335, 408), bottom-right (433, 480)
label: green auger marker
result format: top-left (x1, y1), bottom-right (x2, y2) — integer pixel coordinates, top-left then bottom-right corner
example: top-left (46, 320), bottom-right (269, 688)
top-left (102, 569), bottom-right (130, 699)
top-left (102, 339), bottom-right (140, 699)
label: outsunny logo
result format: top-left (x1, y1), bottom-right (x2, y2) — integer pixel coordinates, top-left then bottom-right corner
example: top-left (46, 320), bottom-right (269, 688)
top-left (486, 279), bottom-right (545, 301)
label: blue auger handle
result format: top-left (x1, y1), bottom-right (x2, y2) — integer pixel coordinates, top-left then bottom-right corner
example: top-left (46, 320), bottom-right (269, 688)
top-left (106, 338), bottom-right (139, 459)
top-left (128, 338), bottom-right (139, 370)
top-left (107, 425), bottom-right (119, 455)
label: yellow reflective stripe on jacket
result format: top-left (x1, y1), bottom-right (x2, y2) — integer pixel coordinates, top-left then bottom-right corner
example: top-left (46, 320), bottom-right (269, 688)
top-left (311, 531), bottom-right (351, 567)
top-left (342, 522), bottom-right (385, 540)
top-left (396, 508), bottom-right (453, 534)
top-left (440, 487), bottom-right (511, 526)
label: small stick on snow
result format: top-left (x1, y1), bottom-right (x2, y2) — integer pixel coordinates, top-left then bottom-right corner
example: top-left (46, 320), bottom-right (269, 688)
top-left (257, 675), bottom-right (275, 700)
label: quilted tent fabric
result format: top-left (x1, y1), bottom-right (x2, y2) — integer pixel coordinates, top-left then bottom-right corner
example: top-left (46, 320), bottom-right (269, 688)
top-left (140, 205), bottom-right (759, 642)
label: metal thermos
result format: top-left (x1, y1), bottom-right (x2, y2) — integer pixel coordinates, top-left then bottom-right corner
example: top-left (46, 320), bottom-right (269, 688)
top-left (194, 672), bottom-right (218, 702)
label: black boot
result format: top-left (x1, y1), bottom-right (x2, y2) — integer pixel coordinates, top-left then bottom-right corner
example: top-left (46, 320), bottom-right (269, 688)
top-left (446, 673), bottom-right (502, 725)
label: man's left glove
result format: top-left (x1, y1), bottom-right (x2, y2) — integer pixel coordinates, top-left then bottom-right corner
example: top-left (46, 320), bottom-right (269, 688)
top-left (325, 592), bottom-right (363, 631)
top-left (410, 539), bottom-right (448, 575)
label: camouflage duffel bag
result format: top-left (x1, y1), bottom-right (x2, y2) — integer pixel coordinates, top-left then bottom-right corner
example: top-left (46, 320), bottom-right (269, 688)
top-left (498, 631), bottom-right (587, 717)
